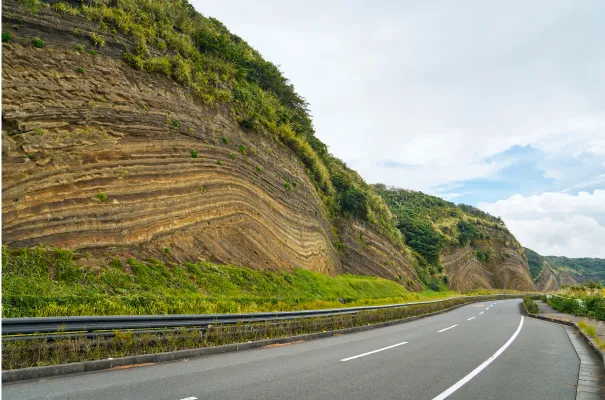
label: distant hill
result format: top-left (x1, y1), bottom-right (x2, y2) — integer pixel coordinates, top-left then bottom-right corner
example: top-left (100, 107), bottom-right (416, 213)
top-left (524, 247), bottom-right (604, 290)
top-left (374, 186), bottom-right (536, 292)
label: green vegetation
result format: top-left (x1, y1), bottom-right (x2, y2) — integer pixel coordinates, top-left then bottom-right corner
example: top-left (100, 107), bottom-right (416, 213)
top-left (221, 136), bottom-right (229, 144)
top-left (4, 296), bottom-right (507, 369)
top-left (230, 152), bottom-right (237, 159)
top-left (32, 37), bottom-right (44, 48)
top-left (26, 0), bottom-right (398, 240)
top-left (545, 256), bottom-right (605, 283)
top-left (89, 32), bottom-right (105, 47)
top-left (95, 192), bottom-right (107, 202)
top-left (190, 149), bottom-right (198, 158)
top-left (75, 44), bottom-right (84, 53)
top-left (89, 49), bottom-right (97, 56)
top-left (1, 246), bottom-right (461, 318)
top-left (2, 31), bottom-right (12, 42)
top-left (525, 247), bottom-right (605, 284)
top-left (523, 296), bottom-right (538, 314)
top-left (52, 1), bottom-right (78, 15)
top-left (374, 186), bottom-right (515, 289)
top-left (76, 67), bottom-right (84, 73)
top-left (524, 247), bottom-right (544, 280)
top-left (578, 319), bottom-right (597, 338)
top-left (217, 159), bottom-right (223, 165)
top-left (256, 166), bottom-right (262, 173)
top-left (547, 287), bottom-right (605, 321)
top-left (239, 145), bottom-right (247, 156)
top-left (21, 0), bottom-right (44, 14)
top-left (171, 120), bottom-right (180, 128)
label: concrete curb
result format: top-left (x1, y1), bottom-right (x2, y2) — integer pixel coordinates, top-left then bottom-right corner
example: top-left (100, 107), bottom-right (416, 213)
top-left (3, 297), bottom-right (502, 383)
top-left (523, 302), bottom-right (605, 370)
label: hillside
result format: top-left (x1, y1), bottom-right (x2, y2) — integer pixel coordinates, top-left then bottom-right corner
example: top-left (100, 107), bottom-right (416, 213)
top-left (525, 247), bottom-right (604, 290)
top-left (375, 186), bottom-right (536, 292)
top-left (2, 0), bottom-right (535, 301)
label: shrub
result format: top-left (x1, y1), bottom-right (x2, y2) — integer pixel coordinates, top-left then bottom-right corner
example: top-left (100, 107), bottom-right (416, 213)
top-left (221, 136), bottom-right (229, 144)
top-left (21, 0), bottom-right (44, 13)
top-left (76, 67), bottom-right (84, 73)
top-left (90, 32), bottom-right (105, 47)
top-left (32, 37), bottom-right (44, 48)
top-left (75, 44), bottom-right (84, 53)
top-left (284, 181), bottom-right (291, 191)
top-left (89, 49), bottom-right (97, 56)
top-left (230, 153), bottom-right (237, 159)
top-left (217, 160), bottom-right (223, 165)
top-left (171, 120), bottom-right (179, 128)
top-left (239, 145), bottom-right (247, 156)
top-left (256, 166), bottom-right (262, 173)
top-left (190, 149), bottom-right (198, 159)
top-left (96, 193), bottom-right (108, 202)
top-left (73, 29), bottom-right (81, 36)
top-left (578, 320), bottom-right (597, 337)
top-left (52, 2), bottom-right (78, 15)
top-left (2, 31), bottom-right (12, 43)
top-left (523, 297), bottom-right (538, 314)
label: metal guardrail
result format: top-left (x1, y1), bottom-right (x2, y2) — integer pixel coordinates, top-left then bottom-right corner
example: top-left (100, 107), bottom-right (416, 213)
top-left (1, 294), bottom-right (525, 340)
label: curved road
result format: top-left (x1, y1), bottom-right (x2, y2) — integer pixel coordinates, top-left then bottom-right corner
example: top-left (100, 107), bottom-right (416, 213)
top-left (3, 299), bottom-right (581, 400)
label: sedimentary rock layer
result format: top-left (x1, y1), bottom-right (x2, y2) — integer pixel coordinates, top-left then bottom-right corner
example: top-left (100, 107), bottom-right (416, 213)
top-left (1, 2), bottom-right (420, 283)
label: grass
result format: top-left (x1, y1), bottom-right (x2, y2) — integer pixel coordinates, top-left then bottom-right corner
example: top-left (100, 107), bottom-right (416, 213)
top-left (2, 295), bottom-right (515, 370)
top-left (95, 192), bottom-right (107, 202)
top-left (2, 246), bottom-right (462, 318)
top-left (89, 32), bottom-right (105, 47)
top-left (523, 296), bottom-right (538, 314)
top-left (32, 37), bottom-right (44, 48)
top-left (217, 159), bottom-right (223, 165)
top-left (2, 31), bottom-right (12, 42)
top-left (75, 44), bottom-right (84, 53)
top-left (221, 136), bottom-right (229, 144)
top-left (190, 149), bottom-right (198, 158)
top-left (578, 320), bottom-right (597, 338)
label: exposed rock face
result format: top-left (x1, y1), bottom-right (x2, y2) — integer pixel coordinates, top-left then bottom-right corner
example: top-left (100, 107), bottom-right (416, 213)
top-left (441, 226), bottom-right (537, 292)
top-left (1, 41), bottom-right (335, 273)
top-left (1, 2), bottom-right (421, 283)
top-left (337, 220), bottom-right (423, 290)
top-left (535, 265), bottom-right (558, 292)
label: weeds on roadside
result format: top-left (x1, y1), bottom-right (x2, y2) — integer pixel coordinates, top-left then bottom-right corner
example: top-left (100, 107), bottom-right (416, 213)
top-left (2, 295), bottom-right (513, 370)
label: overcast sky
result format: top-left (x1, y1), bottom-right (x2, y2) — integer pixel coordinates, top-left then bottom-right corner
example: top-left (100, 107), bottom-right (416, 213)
top-left (192, 0), bottom-right (605, 258)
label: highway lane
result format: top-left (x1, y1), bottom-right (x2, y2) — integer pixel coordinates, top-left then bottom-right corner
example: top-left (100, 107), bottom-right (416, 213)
top-left (3, 299), bottom-right (581, 400)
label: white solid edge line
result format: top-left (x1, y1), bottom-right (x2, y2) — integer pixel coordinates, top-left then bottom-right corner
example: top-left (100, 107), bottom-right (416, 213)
top-left (479, 311), bottom-right (484, 314)
top-left (340, 341), bottom-right (408, 362)
top-left (431, 316), bottom-right (524, 400)
top-left (467, 316), bottom-right (476, 321)
top-left (437, 324), bottom-right (458, 333)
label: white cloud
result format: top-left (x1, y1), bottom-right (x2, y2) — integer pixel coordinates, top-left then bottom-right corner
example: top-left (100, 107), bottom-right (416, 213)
top-left (196, 0), bottom-right (605, 193)
top-left (479, 190), bottom-right (605, 257)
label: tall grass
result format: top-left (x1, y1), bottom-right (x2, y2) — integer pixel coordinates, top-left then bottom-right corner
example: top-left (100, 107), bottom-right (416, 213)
top-left (2, 296), bottom-right (513, 369)
top-left (2, 246), bottom-right (457, 318)
top-left (578, 320), bottom-right (598, 338)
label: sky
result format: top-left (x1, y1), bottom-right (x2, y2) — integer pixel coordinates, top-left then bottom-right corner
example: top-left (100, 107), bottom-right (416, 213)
top-left (192, 0), bottom-right (605, 258)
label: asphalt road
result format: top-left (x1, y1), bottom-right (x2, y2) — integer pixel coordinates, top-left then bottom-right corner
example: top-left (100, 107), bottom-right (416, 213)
top-left (3, 299), bottom-right (580, 400)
